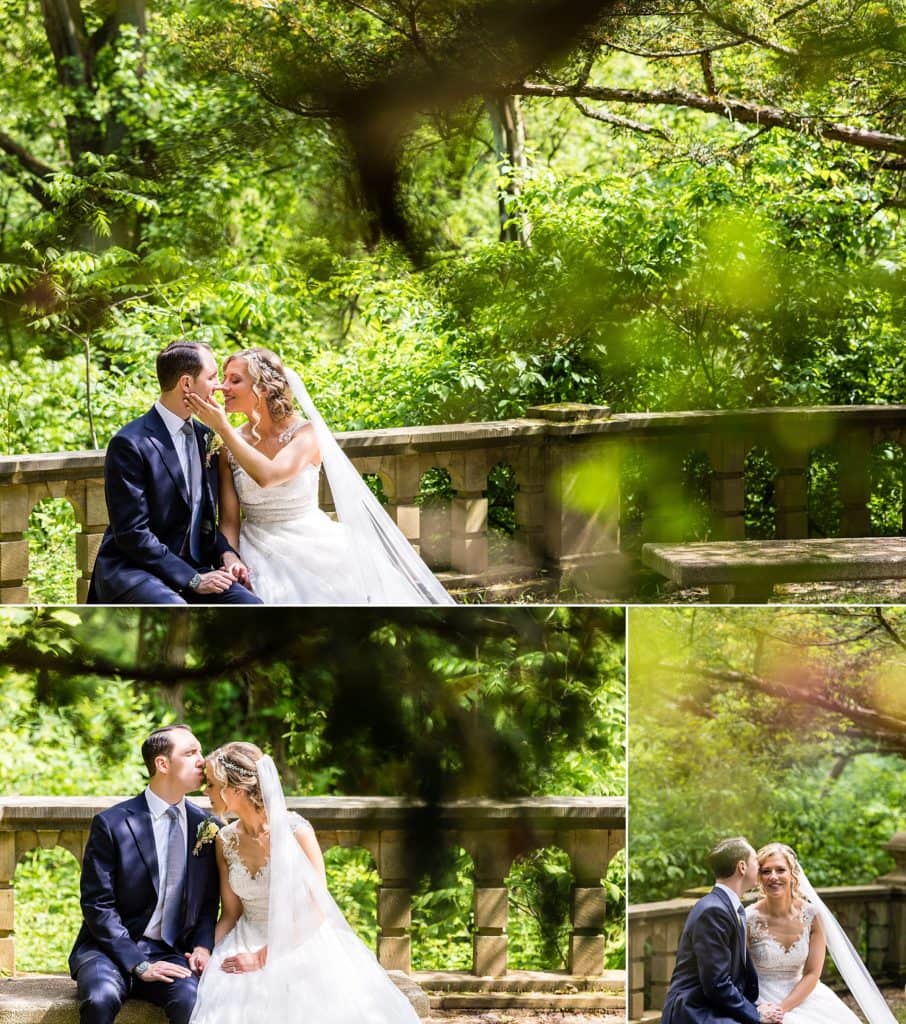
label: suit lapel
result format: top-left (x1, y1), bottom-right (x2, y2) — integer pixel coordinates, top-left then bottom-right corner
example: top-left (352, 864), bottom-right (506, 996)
top-left (712, 886), bottom-right (745, 971)
top-left (143, 407), bottom-right (191, 507)
top-left (125, 794), bottom-right (160, 894)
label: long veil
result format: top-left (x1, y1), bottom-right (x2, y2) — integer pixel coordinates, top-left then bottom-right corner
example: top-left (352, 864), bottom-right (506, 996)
top-left (284, 368), bottom-right (454, 606)
top-left (798, 869), bottom-right (896, 1024)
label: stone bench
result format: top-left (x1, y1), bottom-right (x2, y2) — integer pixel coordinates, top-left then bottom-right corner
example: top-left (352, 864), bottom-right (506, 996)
top-left (0, 973), bottom-right (430, 1022)
top-left (641, 536), bottom-right (906, 603)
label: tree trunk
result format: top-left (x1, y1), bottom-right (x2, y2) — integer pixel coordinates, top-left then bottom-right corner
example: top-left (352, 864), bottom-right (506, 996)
top-left (486, 95), bottom-right (532, 246)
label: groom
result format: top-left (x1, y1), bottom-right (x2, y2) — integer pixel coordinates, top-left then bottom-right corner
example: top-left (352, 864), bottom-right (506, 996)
top-left (661, 836), bottom-right (783, 1024)
top-left (69, 725), bottom-right (220, 1024)
top-left (87, 340), bottom-right (260, 604)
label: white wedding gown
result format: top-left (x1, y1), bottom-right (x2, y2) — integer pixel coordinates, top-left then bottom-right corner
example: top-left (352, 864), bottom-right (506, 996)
top-left (746, 903), bottom-right (861, 1023)
top-left (230, 454), bottom-right (430, 605)
top-left (189, 814), bottom-right (419, 1024)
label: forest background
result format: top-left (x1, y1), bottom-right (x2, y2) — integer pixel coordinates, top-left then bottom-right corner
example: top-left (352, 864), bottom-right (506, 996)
top-left (0, 605), bottom-right (626, 975)
top-left (630, 605), bottom-right (906, 905)
top-left (5, 0), bottom-right (906, 601)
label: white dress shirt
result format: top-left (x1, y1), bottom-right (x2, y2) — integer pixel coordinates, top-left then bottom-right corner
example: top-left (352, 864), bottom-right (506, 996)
top-left (154, 400), bottom-right (201, 504)
top-left (143, 786), bottom-right (188, 941)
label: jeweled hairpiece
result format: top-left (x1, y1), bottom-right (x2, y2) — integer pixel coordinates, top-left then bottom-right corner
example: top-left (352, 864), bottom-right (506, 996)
top-left (216, 751), bottom-right (258, 779)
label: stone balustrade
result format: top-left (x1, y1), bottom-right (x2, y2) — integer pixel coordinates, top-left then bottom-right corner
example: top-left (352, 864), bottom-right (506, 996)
top-left (8, 403), bottom-right (906, 602)
top-left (628, 832), bottom-right (906, 1022)
top-left (0, 795), bottom-right (625, 979)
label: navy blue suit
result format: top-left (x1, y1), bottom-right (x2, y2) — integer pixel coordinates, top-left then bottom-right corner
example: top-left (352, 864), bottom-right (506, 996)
top-left (69, 795), bottom-right (221, 1024)
top-left (661, 887), bottom-right (761, 1024)
top-left (87, 408), bottom-right (259, 604)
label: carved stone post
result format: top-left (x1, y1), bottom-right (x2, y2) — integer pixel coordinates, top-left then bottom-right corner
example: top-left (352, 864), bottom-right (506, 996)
top-left (866, 897), bottom-right (890, 976)
top-left (385, 457), bottom-right (422, 556)
top-left (470, 830), bottom-right (510, 977)
top-left (513, 446), bottom-right (545, 566)
top-left (376, 830), bottom-right (412, 973)
top-left (774, 453), bottom-right (809, 539)
top-left (648, 915), bottom-right (684, 1010)
top-left (0, 484), bottom-right (31, 604)
top-left (449, 453), bottom-right (489, 576)
top-left (0, 831), bottom-right (15, 974)
top-left (708, 434), bottom-right (747, 541)
top-left (72, 480), bottom-right (108, 602)
top-left (566, 828), bottom-right (611, 975)
top-left (876, 832), bottom-right (906, 976)
top-left (628, 915), bottom-right (647, 1021)
top-left (839, 429), bottom-right (872, 536)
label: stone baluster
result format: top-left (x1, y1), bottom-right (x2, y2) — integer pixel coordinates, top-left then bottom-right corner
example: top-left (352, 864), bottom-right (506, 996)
top-left (0, 484), bottom-right (31, 604)
top-left (774, 451), bottom-right (810, 539)
top-left (867, 897), bottom-right (890, 976)
top-left (627, 917), bottom-right (648, 1022)
top-left (376, 830), bottom-right (412, 973)
top-left (513, 446), bottom-right (545, 566)
top-left (0, 830), bottom-right (15, 974)
top-left (469, 830), bottom-right (510, 977)
top-left (877, 832), bottom-right (906, 976)
top-left (839, 428), bottom-right (872, 536)
top-left (566, 828), bottom-right (614, 975)
top-left (647, 915), bottom-right (684, 1010)
top-left (708, 434), bottom-right (747, 541)
top-left (72, 480), bottom-right (108, 602)
top-left (448, 453), bottom-right (489, 576)
top-left (384, 457), bottom-right (423, 556)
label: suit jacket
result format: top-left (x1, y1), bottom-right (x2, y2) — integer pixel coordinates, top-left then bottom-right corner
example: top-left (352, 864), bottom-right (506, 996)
top-left (68, 794), bottom-right (221, 977)
top-left (88, 408), bottom-right (234, 601)
top-left (660, 887), bottom-right (761, 1024)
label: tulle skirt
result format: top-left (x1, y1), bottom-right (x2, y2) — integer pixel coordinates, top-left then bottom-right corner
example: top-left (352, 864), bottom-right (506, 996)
top-left (757, 977), bottom-right (861, 1023)
top-left (239, 510), bottom-right (426, 605)
top-left (189, 915), bottom-right (418, 1024)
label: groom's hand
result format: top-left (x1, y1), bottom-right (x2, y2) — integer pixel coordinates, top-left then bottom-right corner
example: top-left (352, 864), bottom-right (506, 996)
top-left (136, 961), bottom-right (193, 984)
top-left (194, 569), bottom-right (236, 594)
top-left (222, 553), bottom-right (251, 588)
top-left (759, 1005), bottom-right (784, 1023)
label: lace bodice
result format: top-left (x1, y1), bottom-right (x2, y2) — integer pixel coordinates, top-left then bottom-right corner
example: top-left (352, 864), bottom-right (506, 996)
top-left (228, 433), bottom-right (322, 524)
top-left (219, 813), bottom-right (307, 928)
top-left (746, 902), bottom-right (816, 983)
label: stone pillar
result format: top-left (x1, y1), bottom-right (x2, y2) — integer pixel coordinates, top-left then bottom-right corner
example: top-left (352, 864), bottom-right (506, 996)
top-left (72, 480), bottom-right (108, 603)
top-left (774, 453), bottom-right (809, 539)
top-left (839, 429), bottom-right (872, 536)
top-left (376, 830), bottom-right (412, 972)
top-left (628, 917), bottom-right (647, 1021)
top-left (648, 916), bottom-right (684, 1010)
top-left (708, 434), bottom-right (747, 541)
top-left (0, 484), bottom-right (31, 604)
top-left (470, 830), bottom-right (511, 977)
top-left (867, 898), bottom-right (890, 976)
top-left (513, 446), bottom-right (545, 566)
top-left (385, 457), bottom-right (422, 556)
top-left (449, 453), bottom-right (489, 576)
top-left (877, 831), bottom-right (906, 976)
top-left (0, 831), bottom-right (15, 975)
top-left (566, 829), bottom-right (610, 976)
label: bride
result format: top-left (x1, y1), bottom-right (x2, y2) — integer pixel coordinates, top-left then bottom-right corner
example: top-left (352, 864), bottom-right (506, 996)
top-left (746, 842), bottom-right (895, 1024)
top-left (191, 742), bottom-right (420, 1024)
top-left (183, 347), bottom-right (454, 605)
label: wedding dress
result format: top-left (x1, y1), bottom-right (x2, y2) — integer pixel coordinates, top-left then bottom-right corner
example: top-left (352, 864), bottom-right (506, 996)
top-left (189, 758), bottom-right (419, 1024)
top-left (746, 903), bottom-right (861, 1023)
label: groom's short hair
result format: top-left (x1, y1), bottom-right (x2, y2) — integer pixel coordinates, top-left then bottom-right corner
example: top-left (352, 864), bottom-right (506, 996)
top-left (157, 341), bottom-right (210, 390)
top-left (142, 724), bottom-right (193, 777)
top-left (707, 837), bottom-right (754, 879)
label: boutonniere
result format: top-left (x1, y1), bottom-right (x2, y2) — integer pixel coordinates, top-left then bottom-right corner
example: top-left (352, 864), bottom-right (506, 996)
top-left (193, 817), bottom-right (220, 856)
top-left (204, 432), bottom-right (224, 469)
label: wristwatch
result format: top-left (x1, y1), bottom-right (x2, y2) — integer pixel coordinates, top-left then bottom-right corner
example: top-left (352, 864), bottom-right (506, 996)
top-left (187, 573), bottom-right (202, 592)
top-left (133, 960), bottom-right (151, 978)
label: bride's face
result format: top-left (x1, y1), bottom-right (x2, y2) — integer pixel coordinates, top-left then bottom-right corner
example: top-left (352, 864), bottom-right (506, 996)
top-left (202, 762), bottom-right (229, 816)
top-left (759, 853), bottom-right (792, 897)
top-left (220, 358), bottom-right (255, 417)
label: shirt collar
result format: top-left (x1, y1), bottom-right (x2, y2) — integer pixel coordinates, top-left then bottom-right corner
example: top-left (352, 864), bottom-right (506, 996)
top-left (714, 881), bottom-right (744, 913)
top-left (154, 399), bottom-right (192, 439)
top-left (144, 785), bottom-right (186, 821)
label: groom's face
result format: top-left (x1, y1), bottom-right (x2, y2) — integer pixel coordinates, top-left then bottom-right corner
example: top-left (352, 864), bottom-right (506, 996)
top-left (184, 350), bottom-right (219, 403)
top-left (159, 730), bottom-right (205, 794)
top-left (742, 850), bottom-right (759, 889)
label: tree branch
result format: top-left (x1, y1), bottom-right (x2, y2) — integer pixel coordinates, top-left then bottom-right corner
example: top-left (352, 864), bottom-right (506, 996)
top-left (513, 81), bottom-right (906, 157)
top-left (0, 132), bottom-right (57, 181)
top-left (571, 97), bottom-right (671, 140)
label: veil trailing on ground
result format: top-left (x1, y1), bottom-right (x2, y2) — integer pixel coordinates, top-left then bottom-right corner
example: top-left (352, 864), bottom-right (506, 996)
top-left (798, 869), bottom-right (896, 1024)
top-left (284, 368), bottom-right (454, 606)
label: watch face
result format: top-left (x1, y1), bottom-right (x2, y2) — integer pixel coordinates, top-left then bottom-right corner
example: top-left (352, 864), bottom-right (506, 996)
top-left (135, 961), bottom-right (151, 975)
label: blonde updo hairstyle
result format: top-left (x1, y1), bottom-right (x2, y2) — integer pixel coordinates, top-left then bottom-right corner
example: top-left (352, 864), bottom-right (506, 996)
top-left (206, 741), bottom-right (265, 811)
top-left (225, 347), bottom-right (295, 445)
top-left (756, 842), bottom-right (803, 901)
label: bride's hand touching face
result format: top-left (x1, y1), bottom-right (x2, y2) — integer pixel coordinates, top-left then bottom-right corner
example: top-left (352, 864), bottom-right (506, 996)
top-left (184, 390), bottom-right (229, 433)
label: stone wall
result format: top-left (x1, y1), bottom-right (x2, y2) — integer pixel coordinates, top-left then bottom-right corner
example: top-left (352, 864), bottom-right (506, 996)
top-left (0, 795), bottom-right (625, 978)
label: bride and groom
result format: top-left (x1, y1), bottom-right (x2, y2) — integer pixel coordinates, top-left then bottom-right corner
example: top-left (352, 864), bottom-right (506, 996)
top-left (661, 836), bottom-right (895, 1024)
top-left (70, 725), bottom-right (418, 1024)
top-left (87, 340), bottom-right (453, 605)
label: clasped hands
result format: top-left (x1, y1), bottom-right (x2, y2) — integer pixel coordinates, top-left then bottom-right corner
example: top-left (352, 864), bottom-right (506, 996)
top-left (759, 1003), bottom-right (784, 1023)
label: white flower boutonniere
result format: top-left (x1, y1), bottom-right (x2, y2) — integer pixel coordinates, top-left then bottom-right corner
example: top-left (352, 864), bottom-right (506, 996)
top-left (204, 432), bottom-right (224, 469)
top-left (193, 817), bottom-right (220, 856)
